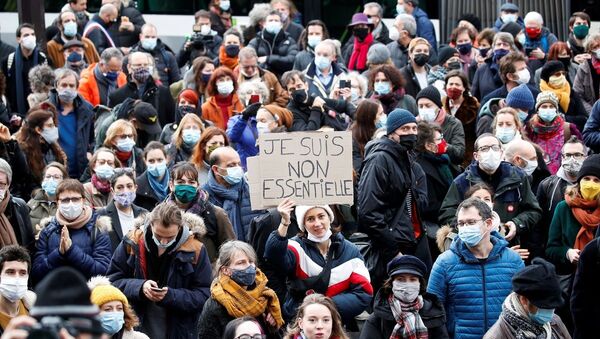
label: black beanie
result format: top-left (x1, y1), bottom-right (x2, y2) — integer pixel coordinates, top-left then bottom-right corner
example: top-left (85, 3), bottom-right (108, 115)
top-left (541, 60), bottom-right (565, 82)
top-left (31, 266), bottom-right (99, 318)
top-left (577, 154), bottom-right (600, 182)
top-left (416, 86), bottom-right (442, 108)
top-left (512, 258), bottom-right (563, 309)
top-left (437, 46), bottom-right (458, 66)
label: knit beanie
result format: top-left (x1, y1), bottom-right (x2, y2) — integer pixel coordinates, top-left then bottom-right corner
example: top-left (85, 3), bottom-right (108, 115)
top-left (437, 46), bottom-right (458, 66)
top-left (577, 154), bottom-right (600, 182)
top-left (386, 108), bottom-right (417, 135)
top-left (541, 60), bottom-right (565, 82)
top-left (31, 266), bottom-right (99, 318)
top-left (500, 21), bottom-right (522, 38)
top-left (294, 205), bottom-right (335, 232)
top-left (178, 89), bottom-right (199, 105)
top-left (367, 44), bottom-right (391, 65)
top-left (535, 91), bottom-right (559, 111)
top-left (88, 276), bottom-right (129, 307)
top-left (512, 258), bottom-right (563, 309)
top-left (416, 86), bottom-right (443, 108)
top-left (506, 84), bottom-right (535, 111)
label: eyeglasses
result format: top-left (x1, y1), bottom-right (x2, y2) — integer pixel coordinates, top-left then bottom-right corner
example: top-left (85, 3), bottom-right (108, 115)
top-left (235, 335), bottom-right (266, 339)
top-left (562, 152), bottom-right (585, 160)
top-left (59, 197), bottom-right (82, 204)
top-left (477, 145), bottom-right (501, 153)
top-left (456, 219), bottom-right (483, 228)
top-left (117, 134), bottom-right (135, 139)
top-left (44, 175), bottom-right (63, 180)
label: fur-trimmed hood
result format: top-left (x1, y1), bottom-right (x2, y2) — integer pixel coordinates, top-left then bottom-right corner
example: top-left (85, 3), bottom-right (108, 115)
top-left (130, 211), bottom-right (207, 239)
top-left (38, 214), bottom-right (112, 234)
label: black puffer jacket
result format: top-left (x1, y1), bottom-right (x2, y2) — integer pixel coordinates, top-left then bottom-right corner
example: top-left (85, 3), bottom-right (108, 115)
top-left (248, 30), bottom-right (298, 77)
top-left (357, 138), bottom-right (427, 261)
top-left (288, 96), bottom-right (353, 132)
top-left (359, 290), bottom-right (449, 339)
top-left (106, 3), bottom-right (145, 48)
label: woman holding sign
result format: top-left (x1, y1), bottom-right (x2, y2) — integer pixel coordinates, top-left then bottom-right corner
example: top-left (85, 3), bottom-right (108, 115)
top-left (264, 199), bottom-right (373, 329)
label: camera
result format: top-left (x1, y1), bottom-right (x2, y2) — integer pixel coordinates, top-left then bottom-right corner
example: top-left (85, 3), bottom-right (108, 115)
top-left (24, 316), bottom-right (103, 339)
top-left (189, 24), bottom-right (213, 49)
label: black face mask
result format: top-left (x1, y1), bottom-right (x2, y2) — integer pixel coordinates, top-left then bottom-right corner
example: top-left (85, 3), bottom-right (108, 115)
top-left (447, 61), bottom-right (461, 71)
top-left (413, 53), bottom-right (429, 67)
top-left (225, 44), bottom-right (240, 57)
top-left (558, 57), bottom-right (571, 71)
top-left (176, 105), bottom-right (198, 122)
top-left (353, 27), bottom-right (369, 41)
top-left (399, 134), bottom-right (417, 150)
top-left (291, 89), bottom-right (308, 104)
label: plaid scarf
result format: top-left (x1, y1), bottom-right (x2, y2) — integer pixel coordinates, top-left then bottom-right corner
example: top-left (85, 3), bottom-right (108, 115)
top-left (500, 293), bottom-right (549, 339)
top-left (389, 295), bottom-right (428, 339)
top-left (211, 267), bottom-right (284, 328)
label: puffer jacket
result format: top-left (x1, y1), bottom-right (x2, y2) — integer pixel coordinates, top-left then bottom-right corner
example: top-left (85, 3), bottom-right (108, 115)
top-left (226, 114), bottom-right (258, 170)
top-left (248, 29), bottom-right (298, 77)
top-left (78, 63), bottom-right (128, 107)
top-left (359, 290), bottom-right (449, 339)
top-left (108, 212), bottom-right (212, 339)
top-left (583, 99), bottom-right (600, 153)
top-left (357, 137), bottom-right (428, 262)
top-left (427, 232), bottom-right (524, 339)
top-left (438, 162), bottom-right (542, 240)
top-left (264, 231), bottom-right (373, 324)
top-left (203, 172), bottom-right (263, 242)
top-left (32, 211), bottom-right (112, 283)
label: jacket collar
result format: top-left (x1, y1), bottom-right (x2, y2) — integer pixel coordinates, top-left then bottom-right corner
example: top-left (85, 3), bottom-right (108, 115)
top-left (451, 231), bottom-right (509, 263)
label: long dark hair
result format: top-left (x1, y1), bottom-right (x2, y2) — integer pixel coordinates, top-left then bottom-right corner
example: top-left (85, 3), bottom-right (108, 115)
top-left (350, 99), bottom-right (380, 156)
top-left (15, 105), bottom-right (67, 182)
top-left (297, 19), bottom-right (330, 50)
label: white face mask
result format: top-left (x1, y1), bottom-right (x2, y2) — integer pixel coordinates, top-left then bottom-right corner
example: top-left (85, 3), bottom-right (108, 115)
top-left (60, 202), bottom-right (83, 220)
top-left (520, 157), bottom-right (538, 176)
top-left (307, 228), bottom-right (332, 243)
top-left (515, 69), bottom-right (530, 85)
top-left (200, 24), bottom-right (211, 36)
top-left (256, 122), bottom-right (271, 134)
top-left (479, 150), bottom-right (502, 172)
top-left (418, 107), bottom-right (438, 122)
top-left (502, 13), bottom-right (517, 23)
top-left (0, 276), bottom-right (28, 303)
top-left (594, 49), bottom-right (600, 59)
top-left (21, 35), bottom-right (36, 50)
top-left (392, 280), bottom-right (420, 303)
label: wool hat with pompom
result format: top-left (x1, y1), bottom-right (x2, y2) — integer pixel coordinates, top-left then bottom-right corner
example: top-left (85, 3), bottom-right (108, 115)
top-left (88, 276), bottom-right (129, 307)
top-left (294, 205), bottom-right (335, 232)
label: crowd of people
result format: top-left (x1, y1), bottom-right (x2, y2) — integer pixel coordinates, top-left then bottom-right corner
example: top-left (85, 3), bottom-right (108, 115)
top-left (0, 0), bottom-right (599, 338)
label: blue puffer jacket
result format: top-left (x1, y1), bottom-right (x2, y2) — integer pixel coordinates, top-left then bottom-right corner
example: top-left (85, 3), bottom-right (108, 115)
top-left (226, 115), bottom-right (258, 170)
top-left (32, 210), bottom-right (112, 283)
top-left (203, 171), bottom-right (263, 241)
top-left (427, 232), bottom-right (524, 339)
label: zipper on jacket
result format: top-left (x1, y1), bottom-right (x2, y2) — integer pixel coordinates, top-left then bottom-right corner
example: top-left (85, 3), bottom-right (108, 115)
top-left (481, 263), bottom-right (488, 331)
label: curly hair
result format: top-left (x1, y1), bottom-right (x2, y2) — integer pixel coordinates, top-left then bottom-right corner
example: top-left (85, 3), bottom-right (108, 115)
top-left (205, 67), bottom-right (238, 97)
top-left (15, 106), bottom-right (67, 183)
top-left (28, 65), bottom-right (55, 94)
top-left (369, 64), bottom-right (405, 91)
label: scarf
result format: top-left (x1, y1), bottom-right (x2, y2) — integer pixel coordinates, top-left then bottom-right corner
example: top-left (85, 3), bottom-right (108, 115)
top-left (389, 295), bottom-right (427, 339)
top-left (422, 153), bottom-right (453, 185)
top-left (56, 204), bottom-right (93, 229)
top-left (218, 45), bottom-right (239, 71)
top-left (540, 80), bottom-right (571, 113)
top-left (0, 192), bottom-right (17, 247)
top-left (206, 171), bottom-right (244, 239)
top-left (91, 174), bottom-right (112, 194)
top-left (14, 46), bottom-right (39, 114)
top-left (348, 33), bottom-right (374, 72)
top-left (529, 115), bottom-right (564, 174)
top-left (211, 269), bottom-right (284, 328)
top-left (499, 293), bottom-right (549, 339)
top-left (216, 94), bottom-right (234, 127)
top-left (147, 170), bottom-right (170, 201)
top-left (376, 88), bottom-right (406, 114)
top-left (592, 57), bottom-right (600, 75)
top-left (434, 108), bottom-right (447, 126)
top-left (115, 150), bottom-right (132, 163)
top-left (565, 194), bottom-right (600, 251)
top-left (427, 66), bottom-right (447, 85)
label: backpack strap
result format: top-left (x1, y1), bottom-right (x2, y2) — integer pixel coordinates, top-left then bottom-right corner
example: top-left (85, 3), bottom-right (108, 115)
top-left (6, 53), bottom-right (14, 76)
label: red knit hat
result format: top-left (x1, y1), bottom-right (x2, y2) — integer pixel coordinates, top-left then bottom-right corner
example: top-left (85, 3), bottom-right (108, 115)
top-left (178, 89), bottom-right (199, 105)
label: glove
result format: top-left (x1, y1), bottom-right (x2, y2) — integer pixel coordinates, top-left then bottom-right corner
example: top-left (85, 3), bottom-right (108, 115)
top-left (242, 102), bottom-right (262, 120)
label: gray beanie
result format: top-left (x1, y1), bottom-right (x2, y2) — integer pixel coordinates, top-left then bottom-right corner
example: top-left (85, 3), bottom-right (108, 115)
top-left (367, 44), bottom-right (391, 66)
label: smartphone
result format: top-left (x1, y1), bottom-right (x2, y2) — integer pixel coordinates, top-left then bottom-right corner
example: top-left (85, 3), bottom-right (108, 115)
top-left (249, 94), bottom-right (260, 104)
top-left (525, 47), bottom-right (534, 56)
top-left (151, 287), bottom-right (164, 292)
top-left (339, 80), bottom-right (347, 89)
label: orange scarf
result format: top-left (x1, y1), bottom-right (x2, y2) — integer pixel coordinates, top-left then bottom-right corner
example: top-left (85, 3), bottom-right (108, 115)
top-left (540, 80), bottom-right (571, 113)
top-left (219, 45), bottom-right (239, 71)
top-left (565, 194), bottom-right (600, 251)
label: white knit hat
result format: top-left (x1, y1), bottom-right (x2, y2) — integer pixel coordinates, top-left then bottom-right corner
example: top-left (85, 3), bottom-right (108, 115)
top-left (294, 205), bottom-right (335, 232)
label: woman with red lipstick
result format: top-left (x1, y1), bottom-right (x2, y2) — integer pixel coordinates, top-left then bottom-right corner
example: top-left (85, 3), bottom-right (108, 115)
top-left (265, 199), bottom-right (373, 328)
top-left (284, 294), bottom-right (348, 339)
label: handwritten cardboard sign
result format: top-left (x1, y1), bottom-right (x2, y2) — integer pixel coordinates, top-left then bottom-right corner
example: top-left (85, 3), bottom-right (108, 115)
top-left (247, 131), bottom-right (354, 209)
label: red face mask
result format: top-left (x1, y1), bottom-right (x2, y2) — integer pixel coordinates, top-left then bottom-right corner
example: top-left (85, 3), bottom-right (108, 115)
top-left (526, 27), bottom-right (541, 39)
top-left (446, 87), bottom-right (463, 100)
top-left (436, 139), bottom-right (448, 155)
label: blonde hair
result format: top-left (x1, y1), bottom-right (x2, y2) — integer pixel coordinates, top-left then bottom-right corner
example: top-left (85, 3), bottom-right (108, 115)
top-left (492, 107), bottom-right (523, 133)
top-left (104, 119), bottom-right (137, 148)
top-left (172, 113), bottom-right (205, 148)
top-left (216, 240), bottom-right (257, 276)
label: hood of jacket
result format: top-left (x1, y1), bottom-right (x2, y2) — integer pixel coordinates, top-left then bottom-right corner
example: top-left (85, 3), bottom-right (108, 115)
top-left (478, 97), bottom-right (503, 119)
top-left (363, 137), bottom-right (410, 163)
top-left (129, 211), bottom-right (207, 253)
top-left (39, 213), bottom-right (112, 234)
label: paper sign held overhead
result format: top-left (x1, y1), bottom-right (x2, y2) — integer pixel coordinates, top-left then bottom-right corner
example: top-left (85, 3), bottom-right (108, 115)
top-left (247, 131), bottom-right (354, 209)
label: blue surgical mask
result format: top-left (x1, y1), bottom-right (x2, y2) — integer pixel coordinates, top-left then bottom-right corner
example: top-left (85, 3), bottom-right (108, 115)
top-left (529, 308), bottom-right (554, 325)
top-left (116, 137), bottom-right (136, 152)
top-left (182, 129), bottom-right (201, 146)
top-left (105, 71), bottom-right (119, 81)
top-left (99, 311), bottom-right (125, 335)
top-left (141, 38), bottom-right (157, 51)
top-left (458, 224), bottom-right (484, 247)
top-left (307, 36), bottom-right (321, 49)
top-left (495, 127), bottom-right (516, 144)
top-left (538, 108), bottom-right (557, 122)
top-left (230, 264), bottom-right (256, 286)
top-left (219, 166), bottom-right (244, 185)
top-left (63, 21), bottom-right (78, 38)
top-left (148, 161), bottom-right (167, 178)
top-left (314, 55), bottom-right (331, 71)
top-left (42, 179), bottom-right (59, 196)
top-left (375, 114), bottom-right (387, 129)
top-left (265, 21), bottom-right (282, 35)
top-left (153, 233), bottom-right (177, 249)
top-left (374, 81), bottom-right (391, 95)
top-left (518, 110), bottom-right (529, 123)
top-left (95, 164), bottom-right (115, 180)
